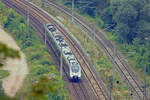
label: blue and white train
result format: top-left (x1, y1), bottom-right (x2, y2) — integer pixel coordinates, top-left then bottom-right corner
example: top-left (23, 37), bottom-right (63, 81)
top-left (45, 24), bottom-right (81, 81)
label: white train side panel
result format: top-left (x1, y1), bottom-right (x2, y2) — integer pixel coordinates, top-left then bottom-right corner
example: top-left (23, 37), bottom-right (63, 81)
top-left (45, 24), bottom-right (81, 81)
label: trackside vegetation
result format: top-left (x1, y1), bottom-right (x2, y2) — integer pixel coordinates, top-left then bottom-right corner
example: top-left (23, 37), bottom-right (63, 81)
top-left (28, 0), bottom-right (150, 99)
top-left (56, 0), bottom-right (150, 91)
top-left (0, 1), bottom-right (69, 100)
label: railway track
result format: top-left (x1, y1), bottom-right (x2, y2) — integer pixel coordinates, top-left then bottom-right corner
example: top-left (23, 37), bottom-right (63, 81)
top-left (3, 1), bottom-right (88, 100)
top-left (2, 0), bottom-right (110, 100)
top-left (43, 0), bottom-right (150, 99)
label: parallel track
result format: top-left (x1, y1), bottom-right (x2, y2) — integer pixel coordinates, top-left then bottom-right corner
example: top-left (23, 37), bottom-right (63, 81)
top-left (3, 0), bottom-right (110, 100)
top-left (45, 0), bottom-right (150, 99)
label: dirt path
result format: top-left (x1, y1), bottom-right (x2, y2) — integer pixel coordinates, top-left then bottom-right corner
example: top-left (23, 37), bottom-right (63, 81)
top-left (0, 28), bottom-right (29, 97)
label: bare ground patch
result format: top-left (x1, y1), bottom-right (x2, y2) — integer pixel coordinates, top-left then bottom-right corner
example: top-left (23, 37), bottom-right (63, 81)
top-left (0, 28), bottom-right (28, 97)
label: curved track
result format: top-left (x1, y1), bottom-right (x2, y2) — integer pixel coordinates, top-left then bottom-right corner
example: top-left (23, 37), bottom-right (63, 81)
top-left (2, 0), bottom-right (110, 100)
top-left (44, 0), bottom-right (150, 99)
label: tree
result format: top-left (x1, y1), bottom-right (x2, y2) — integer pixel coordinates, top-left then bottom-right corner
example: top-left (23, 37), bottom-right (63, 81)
top-left (115, 23), bottom-right (130, 43)
top-left (140, 3), bottom-right (150, 22)
top-left (30, 76), bottom-right (59, 100)
top-left (0, 42), bottom-right (20, 67)
top-left (100, 7), bottom-right (113, 25)
top-left (129, 0), bottom-right (146, 12)
top-left (134, 20), bottom-right (150, 43)
top-left (113, 3), bottom-right (138, 27)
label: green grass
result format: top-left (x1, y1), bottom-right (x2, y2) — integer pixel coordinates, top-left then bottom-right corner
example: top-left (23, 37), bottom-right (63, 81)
top-left (0, 70), bottom-right (9, 79)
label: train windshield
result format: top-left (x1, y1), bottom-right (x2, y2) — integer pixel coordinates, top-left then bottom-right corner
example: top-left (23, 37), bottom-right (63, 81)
top-left (71, 66), bottom-right (79, 73)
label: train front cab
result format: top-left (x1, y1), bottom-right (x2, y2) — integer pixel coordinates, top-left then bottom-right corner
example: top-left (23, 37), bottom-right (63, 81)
top-left (69, 66), bottom-right (81, 82)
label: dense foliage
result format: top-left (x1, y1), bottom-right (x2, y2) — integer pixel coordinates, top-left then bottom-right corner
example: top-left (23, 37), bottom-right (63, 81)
top-left (0, 42), bottom-right (20, 66)
top-left (61, 0), bottom-right (150, 75)
top-left (0, 1), bottom-right (68, 100)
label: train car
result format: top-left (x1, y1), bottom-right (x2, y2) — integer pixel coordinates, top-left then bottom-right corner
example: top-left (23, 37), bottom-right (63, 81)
top-left (45, 23), bottom-right (81, 81)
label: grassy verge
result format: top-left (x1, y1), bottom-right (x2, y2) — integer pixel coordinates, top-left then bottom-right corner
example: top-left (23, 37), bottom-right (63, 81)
top-left (28, 0), bottom-right (135, 99)
top-left (0, 1), bottom-right (69, 100)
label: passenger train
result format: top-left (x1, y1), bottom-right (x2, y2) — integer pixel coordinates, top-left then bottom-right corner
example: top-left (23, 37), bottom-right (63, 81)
top-left (45, 23), bottom-right (81, 81)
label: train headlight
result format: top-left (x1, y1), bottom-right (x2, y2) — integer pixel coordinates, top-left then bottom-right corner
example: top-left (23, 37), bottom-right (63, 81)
top-left (70, 74), bottom-right (73, 78)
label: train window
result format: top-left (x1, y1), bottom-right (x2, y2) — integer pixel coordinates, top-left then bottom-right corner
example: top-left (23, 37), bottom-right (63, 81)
top-left (60, 42), bottom-right (68, 47)
top-left (47, 24), bottom-right (55, 29)
top-left (56, 38), bottom-right (64, 42)
top-left (71, 66), bottom-right (79, 73)
top-left (64, 51), bottom-right (72, 55)
top-left (55, 34), bottom-right (62, 38)
top-left (71, 62), bottom-right (78, 65)
top-left (49, 27), bottom-right (56, 32)
top-left (53, 32), bottom-right (59, 36)
top-left (67, 56), bottom-right (74, 59)
top-left (52, 31), bottom-right (57, 36)
top-left (58, 42), bottom-right (65, 47)
top-left (47, 24), bottom-right (56, 32)
top-left (68, 58), bottom-right (76, 63)
top-left (55, 35), bottom-right (65, 43)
